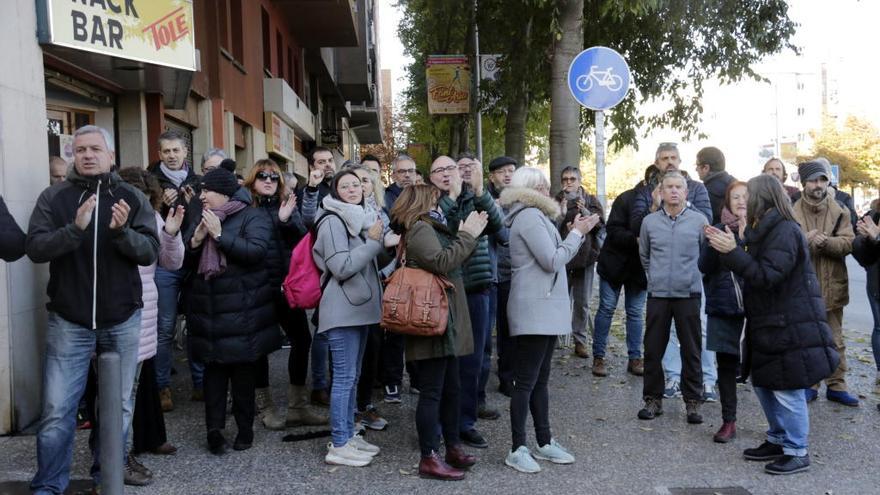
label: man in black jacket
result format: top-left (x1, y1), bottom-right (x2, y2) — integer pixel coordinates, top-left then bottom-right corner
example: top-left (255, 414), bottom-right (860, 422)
top-left (384, 153), bottom-right (417, 211)
top-left (27, 125), bottom-right (159, 494)
top-left (0, 196), bottom-right (25, 261)
top-left (694, 146), bottom-right (736, 225)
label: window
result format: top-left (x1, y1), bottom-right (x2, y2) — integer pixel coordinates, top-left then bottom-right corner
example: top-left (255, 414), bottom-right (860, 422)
top-left (218, 0), bottom-right (229, 52)
top-left (276, 31), bottom-right (284, 78)
top-left (219, 0), bottom-right (244, 65)
top-left (797, 107), bottom-right (804, 116)
top-left (261, 8), bottom-right (271, 73)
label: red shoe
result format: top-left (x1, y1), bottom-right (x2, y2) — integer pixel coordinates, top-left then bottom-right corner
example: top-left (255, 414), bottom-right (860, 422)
top-left (713, 421), bottom-right (736, 443)
top-left (444, 444), bottom-right (476, 469)
top-left (418, 451), bottom-right (465, 480)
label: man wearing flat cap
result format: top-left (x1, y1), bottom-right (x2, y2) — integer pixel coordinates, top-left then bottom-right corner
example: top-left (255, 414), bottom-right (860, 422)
top-left (792, 159), bottom-right (858, 406)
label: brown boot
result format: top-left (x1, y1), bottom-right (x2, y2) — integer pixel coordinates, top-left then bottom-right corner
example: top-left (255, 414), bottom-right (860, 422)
top-left (159, 387), bottom-right (174, 412)
top-left (445, 444), bottom-right (476, 469)
top-left (627, 358), bottom-right (644, 376)
top-left (574, 342), bottom-right (589, 359)
top-left (310, 388), bottom-right (330, 407)
top-left (289, 385), bottom-right (328, 426)
top-left (419, 451), bottom-right (465, 480)
top-left (591, 357), bottom-right (608, 377)
top-left (713, 421), bottom-right (736, 443)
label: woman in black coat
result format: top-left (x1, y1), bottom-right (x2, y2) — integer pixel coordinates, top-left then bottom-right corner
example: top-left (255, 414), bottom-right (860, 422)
top-left (706, 174), bottom-right (838, 476)
top-left (242, 159), bottom-right (327, 429)
top-left (183, 167), bottom-right (279, 455)
top-left (698, 181), bottom-right (747, 443)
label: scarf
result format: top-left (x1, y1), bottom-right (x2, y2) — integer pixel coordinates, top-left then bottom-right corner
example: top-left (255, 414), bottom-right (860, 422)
top-left (428, 208), bottom-right (447, 226)
top-left (160, 163), bottom-right (189, 188)
top-left (198, 200), bottom-right (248, 280)
top-left (720, 206), bottom-right (741, 232)
top-left (321, 196), bottom-right (372, 237)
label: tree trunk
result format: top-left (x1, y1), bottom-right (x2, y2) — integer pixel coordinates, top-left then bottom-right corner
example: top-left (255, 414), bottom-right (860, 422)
top-left (549, 0), bottom-right (583, 194)
top-left (505, 89), bottom-right (529, 166)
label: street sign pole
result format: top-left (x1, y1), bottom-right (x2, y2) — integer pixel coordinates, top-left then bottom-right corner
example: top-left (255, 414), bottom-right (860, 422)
top-left (473, 0), bottom-right (483, 163)
top-left (595, 110), bottom-right (606, 213)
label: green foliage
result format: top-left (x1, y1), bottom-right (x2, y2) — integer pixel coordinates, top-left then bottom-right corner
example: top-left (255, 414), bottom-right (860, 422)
top-left (396, 0), bottom-right (797, 158)
top-left (807, 116), bottom-right (880, 188)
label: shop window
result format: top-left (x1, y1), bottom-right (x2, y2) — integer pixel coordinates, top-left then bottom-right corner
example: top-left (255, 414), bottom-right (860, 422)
top-left (262, 7), bottom-right (271, 74)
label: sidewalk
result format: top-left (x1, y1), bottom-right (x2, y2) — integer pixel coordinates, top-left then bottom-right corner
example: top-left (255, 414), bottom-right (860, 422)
top-left (2, 322), bottom-right (879, 494)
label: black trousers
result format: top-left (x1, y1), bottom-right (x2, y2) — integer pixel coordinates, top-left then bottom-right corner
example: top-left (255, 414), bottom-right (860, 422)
top-left (717, 352), bottom-right (738, 422)
top-left (643, 297), bottom-right (702, 401)
top-left (413, 355), bottom-right (461, 456)
top-left (510, 335), bottom-right (555, 450)
top-left (356, 324), bottom-right (383, 411)
top-left (255, 295), bottom-right (312, 388)
top-left (495, 281), bottom-right (515, 387)
top-left (380, 331), bottom-right (419, 389)
top-left (132, 357), bottom-right (169, 454)
top-left (204, 361), bottom-right (257, 442)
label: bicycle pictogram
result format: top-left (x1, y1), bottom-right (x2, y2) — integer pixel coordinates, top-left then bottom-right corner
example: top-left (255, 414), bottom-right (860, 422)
top-left (575, 65), bottom-right (624, 92)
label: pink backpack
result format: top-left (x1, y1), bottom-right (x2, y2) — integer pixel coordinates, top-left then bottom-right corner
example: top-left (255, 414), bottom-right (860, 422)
top-left (282, 212), bottom-right (347, 309)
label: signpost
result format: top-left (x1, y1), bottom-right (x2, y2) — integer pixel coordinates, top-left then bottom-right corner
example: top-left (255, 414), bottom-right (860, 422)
top-left (567, 46), bottom-right (631, 213)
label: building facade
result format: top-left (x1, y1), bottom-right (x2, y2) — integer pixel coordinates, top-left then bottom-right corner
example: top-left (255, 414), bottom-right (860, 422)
top-left (0, 0), bottom-right (384, 434)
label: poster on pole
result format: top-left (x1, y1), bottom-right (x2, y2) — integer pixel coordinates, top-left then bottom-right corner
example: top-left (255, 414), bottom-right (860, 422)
top-left (426, 55), bottom-right (470, 114)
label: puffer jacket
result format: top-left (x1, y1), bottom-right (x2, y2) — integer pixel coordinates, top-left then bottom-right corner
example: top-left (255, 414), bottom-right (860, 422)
top-left (403, 218), bottom-right (478, 361)
top-left (720, 209), bottom-right (839, 390)
top-left (255, 194), bottom-right (307, 287)
top-left (487, 182), bottom-right (512, 283)
top-left (698, 222), bottom-right (745, 318)
top-left (137, 212), bottom-right (184, 363)
top-left (183, 188), bottom-right (279, 364)
top-left (792, 193), bottom-right (854, 311)
top-left (702, 170), bottom-right (736, 225)
top-left (439, 184), bottom-right (503, 292)
top-left (501, 187), bottom-right (583, 337)
top-left (596, 187), bottom-right (645, 288)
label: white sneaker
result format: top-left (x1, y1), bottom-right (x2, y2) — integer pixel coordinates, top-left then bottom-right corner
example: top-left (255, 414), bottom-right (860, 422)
top-left (349, 435), bottom-right (380, 456)
top-left (325, 442), bottom-right (373, 467)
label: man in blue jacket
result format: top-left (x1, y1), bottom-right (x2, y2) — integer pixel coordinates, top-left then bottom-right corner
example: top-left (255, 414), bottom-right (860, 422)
top-left (27, 125), bottom-right (159, 494)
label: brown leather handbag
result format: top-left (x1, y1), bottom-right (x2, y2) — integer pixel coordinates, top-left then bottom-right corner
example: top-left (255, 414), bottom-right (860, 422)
top-left (381, 245), bottom-right (453, 337)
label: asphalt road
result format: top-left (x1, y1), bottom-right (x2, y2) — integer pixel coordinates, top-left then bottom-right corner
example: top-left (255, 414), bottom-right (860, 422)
top-left (2, 262), bottom-right (879, 495)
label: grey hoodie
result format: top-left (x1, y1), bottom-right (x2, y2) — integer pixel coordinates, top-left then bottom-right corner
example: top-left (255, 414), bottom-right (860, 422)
top-left (638, 204), bottom-right (707, 298)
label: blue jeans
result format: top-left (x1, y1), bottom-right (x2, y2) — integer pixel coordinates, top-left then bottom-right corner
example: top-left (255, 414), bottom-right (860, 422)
top-left (869, 289), bottom-right (880, 371)
top-left (663, 298), bottom-right (717, 387)
top-left (459, 291), bottom-right (490, 433)
top-left (592, 277), bottom-right (646, 359)
top-left (155, 267), bottom-right (202, 390)
top-left (31, 310), bottom-right (141, 494)
top-left (311, 330), bottom-right (330, 391)
top-left (753, 387), bottom-right (809, 457)
top-left (326, 326), bottom-right (367, 447)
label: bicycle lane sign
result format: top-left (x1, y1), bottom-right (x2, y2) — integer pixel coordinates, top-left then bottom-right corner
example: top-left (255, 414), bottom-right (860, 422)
top-left (567, 46), bottom-right (631, 110)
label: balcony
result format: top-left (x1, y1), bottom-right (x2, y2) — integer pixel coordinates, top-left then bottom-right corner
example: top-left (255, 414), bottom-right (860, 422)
top-left (271, 0), bottom-right (359, 47)
top-left (335, 0), bottom-right (374, 101)
top-left (263, 78), bottom-right (316, 141)
top-left (349, 98), bottom-right (383, 144)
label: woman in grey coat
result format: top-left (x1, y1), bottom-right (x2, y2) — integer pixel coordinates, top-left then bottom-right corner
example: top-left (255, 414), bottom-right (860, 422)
top-left (499, 167), bottom-right (599, 473)
top-left (312, 170), bottom-right (386, 467)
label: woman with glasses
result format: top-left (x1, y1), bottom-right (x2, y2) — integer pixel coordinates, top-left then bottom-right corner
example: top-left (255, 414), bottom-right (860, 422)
top-left (313, 170), bottom-right (387, 466)
top-left (243, 160), bottom-right (328, 430)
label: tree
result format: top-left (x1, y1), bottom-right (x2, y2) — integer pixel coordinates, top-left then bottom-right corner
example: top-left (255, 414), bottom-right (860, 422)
top-left (807, 115), bottom-right (880, 188)
top-left (548, 0), bottom-right (583, 194)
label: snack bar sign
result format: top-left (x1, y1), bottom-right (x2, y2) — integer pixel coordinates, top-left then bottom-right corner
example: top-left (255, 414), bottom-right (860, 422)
top-left (40, 0), bottom-right (197, 71)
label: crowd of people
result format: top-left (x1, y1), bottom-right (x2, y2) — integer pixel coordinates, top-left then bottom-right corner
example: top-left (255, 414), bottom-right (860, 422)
top-left (3, 125), bottom-right (880, 494)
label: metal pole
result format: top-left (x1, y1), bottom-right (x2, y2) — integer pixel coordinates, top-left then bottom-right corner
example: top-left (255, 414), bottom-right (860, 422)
top-left (595, 110), bottom-right (606, 215)
top-left (473, 0), bottom-right (483, 163)
top-left (98, 352), bottom-right (124, 495)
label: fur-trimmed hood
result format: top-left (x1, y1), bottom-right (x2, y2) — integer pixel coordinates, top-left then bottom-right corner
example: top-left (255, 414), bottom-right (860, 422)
top-left (500, 187), bottom-right (561, 225)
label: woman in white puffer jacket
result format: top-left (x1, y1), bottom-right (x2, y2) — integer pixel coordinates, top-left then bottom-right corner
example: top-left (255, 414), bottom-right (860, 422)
top-left (119, 168), bottom-right (185, 479)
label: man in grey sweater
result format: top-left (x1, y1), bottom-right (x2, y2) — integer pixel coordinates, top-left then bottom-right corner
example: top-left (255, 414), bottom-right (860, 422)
top-left (637, 171), bottom-right (708, 424)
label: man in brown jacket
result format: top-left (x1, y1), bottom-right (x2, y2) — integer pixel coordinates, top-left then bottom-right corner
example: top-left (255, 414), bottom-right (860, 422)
top-left (792, 160), bottom-right (858, 406)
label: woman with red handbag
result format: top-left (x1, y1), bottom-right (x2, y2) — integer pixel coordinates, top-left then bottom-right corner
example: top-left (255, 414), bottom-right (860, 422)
top-left (389, 183), bottom-right (488, 480)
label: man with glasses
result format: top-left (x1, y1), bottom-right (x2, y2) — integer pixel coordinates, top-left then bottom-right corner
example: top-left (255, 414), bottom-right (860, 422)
top-left (487, 156), bottom-right (519, 397)
top-left (385, 154), bottom-right (418, 210)
top-left (555, 166), bottom-right (605, 365)
top-left (430, 153), bottom-right (503, 448)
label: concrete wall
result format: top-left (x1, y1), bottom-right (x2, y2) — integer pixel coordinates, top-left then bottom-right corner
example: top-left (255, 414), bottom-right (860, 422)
top-left (0, 0), bottom-right (52, 433)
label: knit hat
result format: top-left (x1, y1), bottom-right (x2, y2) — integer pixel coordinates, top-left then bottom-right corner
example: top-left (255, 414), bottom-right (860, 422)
top-left (488, 156), bottom-right (518, 172)
top-left (219, 159), bottom-right (237, 173)
top-left (798, 160), bottom-right (829, 184)
top-left (201, 167), bottom-right (239, 197)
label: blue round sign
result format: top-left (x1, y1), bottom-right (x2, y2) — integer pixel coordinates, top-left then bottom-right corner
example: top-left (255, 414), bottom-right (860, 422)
top-left (567, 46), bottom-right (631, 111)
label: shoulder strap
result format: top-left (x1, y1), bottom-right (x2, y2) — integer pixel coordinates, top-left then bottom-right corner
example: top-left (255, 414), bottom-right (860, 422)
top-left (314, 211), bottom-right (355, 239)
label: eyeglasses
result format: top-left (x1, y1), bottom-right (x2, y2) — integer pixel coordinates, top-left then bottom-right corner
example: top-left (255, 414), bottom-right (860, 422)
top-left (561, 177), bottom-right (579, 183)
top-left (256, 171), bottom-right (280, 182)
top-left (431, 165), bottom-right (457, 175)
top-left (457, 161), bottom-right (478, 170)
top-left (395, 168), bottom-right (416, 175)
